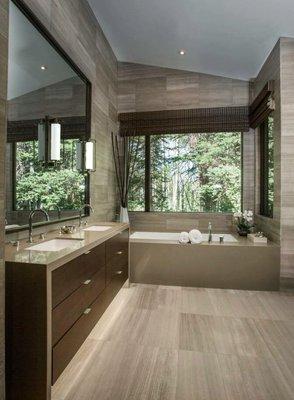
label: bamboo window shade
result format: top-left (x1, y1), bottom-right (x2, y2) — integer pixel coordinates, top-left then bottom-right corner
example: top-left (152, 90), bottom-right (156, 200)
top-left (119, 106), bottom-right (250, 136)
top-left (249, 81), bottom-right (275, 129)
top-left (7, 116), bottom-right (87, 142)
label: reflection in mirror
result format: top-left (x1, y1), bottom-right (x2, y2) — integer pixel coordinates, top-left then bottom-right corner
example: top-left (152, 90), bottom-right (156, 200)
top-left (6, 0), bottom-right (91, 231)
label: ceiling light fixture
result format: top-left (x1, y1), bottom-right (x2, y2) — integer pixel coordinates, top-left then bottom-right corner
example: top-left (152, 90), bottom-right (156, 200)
top-left (179, 49), bottom-right (186, 55)
top-left (76, 139), bottom-right (96, 173)
top-left (40, 65), bottom-right (47, 70)
top-left (38, 116), bottom-right (61, 166)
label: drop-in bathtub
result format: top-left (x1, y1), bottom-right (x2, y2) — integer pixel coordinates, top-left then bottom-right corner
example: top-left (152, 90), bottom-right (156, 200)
top-left (130, 231), bottom-right (280, 291)
top-left (130, 231), bottom-right (237, 244)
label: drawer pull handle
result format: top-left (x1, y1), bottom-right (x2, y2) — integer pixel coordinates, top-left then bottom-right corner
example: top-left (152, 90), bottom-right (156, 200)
top-left (84, 250), bottom-right (91, 255)
top-left (84, 308), bottom-right (91, 315)
top-left (116, 270), bottom-right (123, 275)
top-left (83, 279), bottom-right (92, 285)
top-left (117, 251), bottom-right (123, 255)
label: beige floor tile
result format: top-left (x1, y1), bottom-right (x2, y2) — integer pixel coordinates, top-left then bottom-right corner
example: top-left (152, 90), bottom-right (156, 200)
top-left (181, 287), bottom-right (215, 315)
top-left (52, 339), bottom-right (103, 400)
top-left (64, 341), bottom-right (177, 400)
top-left (255, 318), bottom-right (294, 382)
top-left (207, 288), bottom-right (271, 319)
top-left (256, 291), bottom-right (294, 321)
top-left (52, 284), bottom-right (294, 400)
top-left (219, 353), bottom-right (294, 400)
top-left (179, 313), bottom-right (270, 357)
top-left (125, 285), bottom-right (161, 310)
top-left (176, 350), bottom-right (227, 400)
top-left (179, 313), bottom-right (216, 353)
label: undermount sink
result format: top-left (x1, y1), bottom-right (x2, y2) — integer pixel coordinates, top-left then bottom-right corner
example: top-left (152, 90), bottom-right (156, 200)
top-left (83, 225), bottom-right (112, 232)
top-left (27, 239), bottom-right (82, 252)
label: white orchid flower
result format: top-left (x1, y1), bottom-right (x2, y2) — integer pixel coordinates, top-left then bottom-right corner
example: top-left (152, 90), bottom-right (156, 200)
top-left (233, 212), bottom-right (242, 218)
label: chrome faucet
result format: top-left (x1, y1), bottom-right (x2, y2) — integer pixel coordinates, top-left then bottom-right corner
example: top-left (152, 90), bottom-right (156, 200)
top-left (79, 204), bottom-right (94, 227)
top-left (28, 209), bottom-right (50, 243)
top-left (208, 222), bottom-right (212, 243)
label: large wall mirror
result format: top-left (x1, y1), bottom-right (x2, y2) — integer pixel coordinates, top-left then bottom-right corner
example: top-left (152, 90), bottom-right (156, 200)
top-left (6, 0), bottom-right (92, 231)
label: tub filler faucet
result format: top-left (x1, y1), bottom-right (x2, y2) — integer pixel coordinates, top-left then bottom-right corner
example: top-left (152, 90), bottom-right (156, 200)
top-left (208, 222), bottom-right (212, 243)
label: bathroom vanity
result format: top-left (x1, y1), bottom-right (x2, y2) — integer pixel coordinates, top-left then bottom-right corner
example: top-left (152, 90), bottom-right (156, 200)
top-left (5, 223), bottom-right (129, 400)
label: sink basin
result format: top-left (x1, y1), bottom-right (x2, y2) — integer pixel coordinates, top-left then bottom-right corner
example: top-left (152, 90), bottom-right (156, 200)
top-left (27, 239), bottom-right (82, 252)
top-left (83, 226), bottom-right (112, 232)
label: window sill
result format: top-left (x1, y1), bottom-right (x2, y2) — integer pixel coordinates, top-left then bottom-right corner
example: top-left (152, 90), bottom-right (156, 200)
top-left (128, 211), bottom-right (234, 215)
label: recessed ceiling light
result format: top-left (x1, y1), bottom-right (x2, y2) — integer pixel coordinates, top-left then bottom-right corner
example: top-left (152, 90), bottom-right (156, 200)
top-left (40, 65), bottom-right (47, 70)
top-left (178, 50), bottom-right (186, 56)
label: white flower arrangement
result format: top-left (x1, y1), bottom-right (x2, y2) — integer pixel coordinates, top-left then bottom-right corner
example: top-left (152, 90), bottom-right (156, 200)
top-left (233, 210), bottom-right (254, 235)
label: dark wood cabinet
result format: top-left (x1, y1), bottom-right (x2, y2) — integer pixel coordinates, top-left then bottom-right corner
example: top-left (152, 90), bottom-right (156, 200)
top-left (52, 230), bottom-right (129, 382)
top-left (52, 266), bottom-right (106, 346)
top-left (6, 227), bottom-right (129, 400)
top-left (106, 229), bottom-right (129, 285)
top-left (52, 243), bottom-right (105, 308)
top-left (52, 288), bottom-right (109, 383)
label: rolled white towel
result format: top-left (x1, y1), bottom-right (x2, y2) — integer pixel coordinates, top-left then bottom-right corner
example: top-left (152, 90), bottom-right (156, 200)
top-left (179, 231), bottom-right (190, 244)
top-left (189, 229), bottom-right (203, 244)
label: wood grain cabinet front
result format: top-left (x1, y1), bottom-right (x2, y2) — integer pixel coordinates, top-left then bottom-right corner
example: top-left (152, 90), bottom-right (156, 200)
top-left (6, 228), bottom-right (129, 400)
top-left (52, 243), bottom-right (105, 308)
top-left (52, 290), bottom-right (110, 384)
top-left (106, 230), bottom-right (129, 285)
top-left (52, 266), bottom-right (106, 346)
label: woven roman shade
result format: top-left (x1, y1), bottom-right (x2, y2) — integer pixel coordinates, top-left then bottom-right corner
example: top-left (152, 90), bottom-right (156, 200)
top-left (249, 81), bottom-right (275, 129)
top-left (7, 116), bottom-right (87, 142)
top-left (119, 106), bottom-right (249, 136)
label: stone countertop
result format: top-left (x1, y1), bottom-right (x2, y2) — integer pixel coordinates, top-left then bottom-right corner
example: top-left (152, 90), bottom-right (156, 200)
top-left (5, 222), bottom-right (129, 271)
top-left (129, 231), bottom-right (279, 247)
top-left (196, 236), bottom-right (278, 247)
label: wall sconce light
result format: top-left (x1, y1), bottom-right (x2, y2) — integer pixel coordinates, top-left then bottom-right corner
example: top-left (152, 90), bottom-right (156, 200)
top-left (76, 139), bottom-right (96, 173)
top-left (38, 116), bottom-right (61, 165)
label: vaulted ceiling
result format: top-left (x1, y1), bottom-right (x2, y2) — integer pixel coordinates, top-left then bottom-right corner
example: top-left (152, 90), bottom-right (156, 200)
top-left (88, 0), bottom-right (294, 81)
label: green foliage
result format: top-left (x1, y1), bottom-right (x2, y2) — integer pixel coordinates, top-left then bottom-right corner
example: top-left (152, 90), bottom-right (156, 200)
top-left (127, 136), bottom-right (146, 211)
top-left (128, 132), bottom-right (241, 213)
top-left (15, 139), bottom-right (86, 211)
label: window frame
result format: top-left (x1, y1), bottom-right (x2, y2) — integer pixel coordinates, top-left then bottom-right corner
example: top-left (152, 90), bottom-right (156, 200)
top-left (6, 0), bottom-right (92, 232)
top-left (12, 138), bottom-right (89, 212)
top-left (129, 132), bottom-right (243, 213)
top-left (259, 116), bottom-right (274, 218)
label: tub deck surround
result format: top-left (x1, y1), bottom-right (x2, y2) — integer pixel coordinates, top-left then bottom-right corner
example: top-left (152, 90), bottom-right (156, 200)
top-left (130, 231), bottom-right (280, 291)
top-left (5, 222), bottom-right (129, 271)
top-left (130, 230), bottom-right (278, 247)
top-left (5, 222), bottom-right (130, 400)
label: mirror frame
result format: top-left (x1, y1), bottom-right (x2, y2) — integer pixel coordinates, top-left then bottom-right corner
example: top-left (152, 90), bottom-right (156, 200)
top-left (7, 0), bottom-right (92, 233)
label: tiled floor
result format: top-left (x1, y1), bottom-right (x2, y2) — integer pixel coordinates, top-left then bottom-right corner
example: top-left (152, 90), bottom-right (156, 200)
top-left (52, 284), bottom-right (294, 400)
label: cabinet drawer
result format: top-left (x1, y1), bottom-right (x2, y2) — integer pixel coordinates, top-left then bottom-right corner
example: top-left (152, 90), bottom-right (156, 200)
top-left (111, 264), bottom-right (128, 281)
top-left (52, 267), bottom-right (106, 346)
top-left (83, 243), bottom-right (106, 278)
top-left (106, 231), bottom-right (128, 266)
top-left (52, 243), bottom-right (105, 308)
top-left (106, 230), bottom-right (129, 285)
top-left (52, 292), bottom-right (108, 384)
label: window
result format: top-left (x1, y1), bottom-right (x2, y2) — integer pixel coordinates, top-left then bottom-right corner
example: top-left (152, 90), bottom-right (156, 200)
top-left (260, 115), bottom-right (274, 217)
top-left (14, 139), bottom-right (86, 211)
top-left (128, 132), bottom-right (242, 213)
top-left (127, 136), bottom-right (145, 211)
